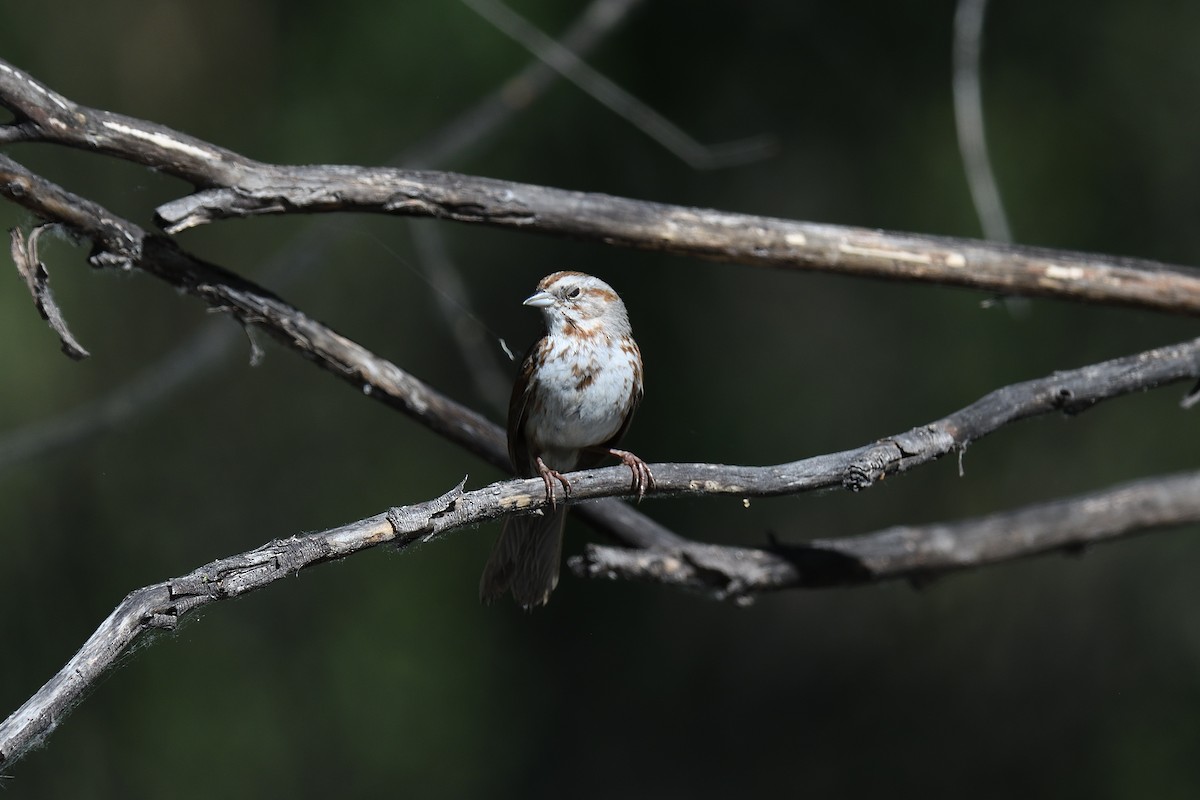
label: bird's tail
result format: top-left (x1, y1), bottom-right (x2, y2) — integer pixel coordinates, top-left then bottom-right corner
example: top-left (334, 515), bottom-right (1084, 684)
top-left (479, 507), bottom-right (568, 609)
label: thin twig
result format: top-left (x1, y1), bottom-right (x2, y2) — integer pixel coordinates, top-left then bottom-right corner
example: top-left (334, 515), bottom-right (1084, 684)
top-left (404, 0), bottom-right (646, 168)
top-left (460, 0), bottom-right (776, 169)
top-left (9, 225), bottom-right (89, 359)
top-left (953, 0), bottom-right (1012, 242)
top-left (408, 220), bottom-right (512, 411)
top-left (573, 469), bottom-right (1200, 600)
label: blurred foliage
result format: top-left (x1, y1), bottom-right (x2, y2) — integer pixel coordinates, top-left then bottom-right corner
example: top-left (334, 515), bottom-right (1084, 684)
top-left (2, 1), bottom-right (1199, 798)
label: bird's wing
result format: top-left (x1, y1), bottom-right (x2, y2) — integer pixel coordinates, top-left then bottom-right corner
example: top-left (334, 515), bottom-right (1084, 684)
top-left (506, 336), bottom-right (544, 477)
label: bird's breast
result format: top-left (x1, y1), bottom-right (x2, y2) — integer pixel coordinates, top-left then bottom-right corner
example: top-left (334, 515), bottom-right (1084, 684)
top-left (525, 336), bottom-right (637, 453)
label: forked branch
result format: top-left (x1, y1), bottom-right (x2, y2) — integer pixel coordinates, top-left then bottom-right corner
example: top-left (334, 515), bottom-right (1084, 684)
top-left (2, 328), bottom-right (1198, 766)
top-left (4, 51), bottom-right (1200, 774)
top-left (573, 470), bottom-right (1200, 600)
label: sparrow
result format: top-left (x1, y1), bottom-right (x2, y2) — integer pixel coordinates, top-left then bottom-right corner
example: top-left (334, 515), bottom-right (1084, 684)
top-left (480, 271), bottom-right (653, 608)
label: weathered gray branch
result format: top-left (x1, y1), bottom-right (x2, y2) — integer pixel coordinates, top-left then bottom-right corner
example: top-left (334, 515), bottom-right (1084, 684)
top-left (9, 225), bottom-right (89, 360)
top-left (572, 469), bottom-right (1200, 600)
top-left (5, 398), bottom-right (1200, 767)
top-left (4, 57), bottom-right (1200, 315)
top-left (3, 324), bottom-right (1198, 765)
top-left (0, 471), bottom-right (637, 769)
top-left (0, 152), bottom-right (680, 549)
top-left (5, 50), bottom-right (1200, 775)
top-left (0, 0), bottom-right (642, 473)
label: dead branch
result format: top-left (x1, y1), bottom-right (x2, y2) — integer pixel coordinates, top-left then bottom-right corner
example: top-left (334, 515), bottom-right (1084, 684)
top-left (9, 225), bottom-right (89, 359)
top-left (2, 322), bottom-right (1198, 765)
top-left (573, 469), bottom-right (1200, 600)
top-left (0, 152), bottom-right (682, 550)
top-left (4, 57), bottom-right (1200, 315)
top-left (5, 387), bottom-right (1200, 767)
top-left (0, 0), bottom-right (640, 473)
top-left (461, 0), bottom-right (776, 169)
top-left (4, 49), bottom-right (1200, 775)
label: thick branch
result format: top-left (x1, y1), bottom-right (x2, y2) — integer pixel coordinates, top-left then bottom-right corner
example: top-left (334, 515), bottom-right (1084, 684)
top-left (4, 57), bottom-right (1200, 315)
top-left (573, 469), bottom-right (1200, 599)
top-left (157, 176), bottom-right (1200, 317)
top-left (575, 336), bottom-right (1200, 498)
top-left (6, 455), bottom-right (1200, 766)
top-left (0, 235), bottom-right (1194, 764)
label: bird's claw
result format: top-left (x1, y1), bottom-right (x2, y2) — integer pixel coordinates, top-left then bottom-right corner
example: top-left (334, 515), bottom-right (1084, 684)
top-left (610, 448), bottom-right (655, 503)
top-left (536, 456), bottom-right (572, 509)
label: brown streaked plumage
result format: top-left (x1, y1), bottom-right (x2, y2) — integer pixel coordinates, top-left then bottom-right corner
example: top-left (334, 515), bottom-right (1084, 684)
top-left (480, 271), bottom-right (652, 609)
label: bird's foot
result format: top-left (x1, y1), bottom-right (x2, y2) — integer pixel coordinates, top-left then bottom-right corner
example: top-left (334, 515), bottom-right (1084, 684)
top-left (536, 456), bottom-right (572, 509)
top-left (608, 448), bottom-right (655, 502)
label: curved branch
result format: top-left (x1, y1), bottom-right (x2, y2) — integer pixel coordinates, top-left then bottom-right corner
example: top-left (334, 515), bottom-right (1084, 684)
top-left (952, 0), bottom-right (1011, 242)
top-left (0, 233), bottom-right (1194, 765)
top-left (6, 440), bottom-right (1200, 765)
top-left (4, 56), bottom-right (1200, 316)
top-left (573, 469), bottom-right (1200, 599)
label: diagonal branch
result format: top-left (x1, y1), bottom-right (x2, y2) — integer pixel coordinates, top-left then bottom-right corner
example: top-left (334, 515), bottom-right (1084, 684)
top-left (404, 0), bottom-right (647, 168)
top-left (460, 0), bottom-right (776, 169)
top-left (4, 363), bottom-right (1199, 767)
top-left (0, 152), bottom-right (681, 549)
top-left (4, 143), bottom-right (1199, 511)
top-left (0, 0), bottom-right (643, 475)
top-left (5, 56), bottom-right (1200, 316)
top-left (0, 203), bottom-right (1195, 765)
top-left (572, 469), bottom-right (1200, 600)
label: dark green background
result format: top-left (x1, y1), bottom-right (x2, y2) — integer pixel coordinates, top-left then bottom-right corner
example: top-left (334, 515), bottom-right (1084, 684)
top-left (2, 1), bottom-right (1199, 797)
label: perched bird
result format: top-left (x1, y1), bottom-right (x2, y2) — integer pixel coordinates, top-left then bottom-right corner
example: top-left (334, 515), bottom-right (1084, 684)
top-left (480, 271), bottom-right (653, 609)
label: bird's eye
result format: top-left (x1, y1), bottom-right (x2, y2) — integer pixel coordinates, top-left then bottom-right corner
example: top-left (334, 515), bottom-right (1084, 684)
top-left (567, 288), bottom-right (581, 299)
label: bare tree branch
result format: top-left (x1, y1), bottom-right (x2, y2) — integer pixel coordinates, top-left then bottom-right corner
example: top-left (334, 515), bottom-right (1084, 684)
top-left (166, 170), bottom-right (1200, 315)
top-left (572, 469), bottom-right (1200, 600)
top-left (0, 152), bottom-right (681, 550)
top-left (460, 0), bottom-right (776, 169)
top-left (153, 175), bottom-right (1200, 317)
top-left (9, 225), bottom-right (89, 360)
top-left (5, 57), bottom-right (1200, 316)
top-left (408, 220), bottom-right (512, 411)
top-left (4, 48), bottom-right (1200, 773)
top-left (403, 0), bottom-right (646, 168)
top-left (3, 323), bottom-right (1199, 766)
top-left (0, 0), bottom-right (639, 473)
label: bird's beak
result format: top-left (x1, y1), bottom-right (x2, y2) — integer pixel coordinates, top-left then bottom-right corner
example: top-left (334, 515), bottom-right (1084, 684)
top-left (522, 290), bottom-right (555, 308)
